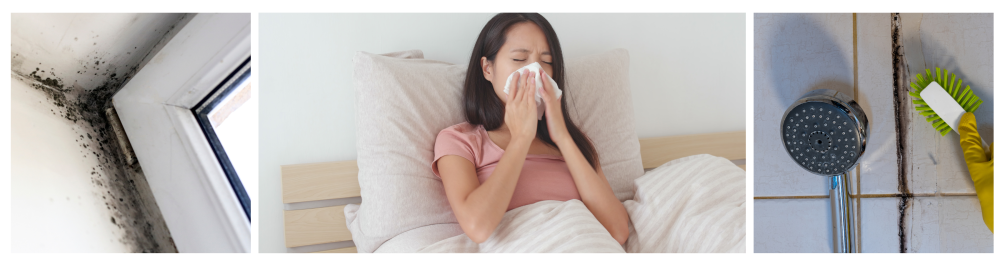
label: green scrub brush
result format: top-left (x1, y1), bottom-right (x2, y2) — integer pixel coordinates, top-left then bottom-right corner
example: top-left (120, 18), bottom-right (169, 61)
top-left (908, 67), bottom-right (988, 150)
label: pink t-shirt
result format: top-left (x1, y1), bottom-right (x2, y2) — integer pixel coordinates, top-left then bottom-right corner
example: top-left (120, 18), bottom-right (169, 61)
top-left (431, 122), bottom-right (581, 211)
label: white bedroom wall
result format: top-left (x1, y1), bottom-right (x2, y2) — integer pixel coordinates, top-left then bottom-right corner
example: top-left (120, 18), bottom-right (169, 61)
top-left (259, 13), bottom-right (746, 253)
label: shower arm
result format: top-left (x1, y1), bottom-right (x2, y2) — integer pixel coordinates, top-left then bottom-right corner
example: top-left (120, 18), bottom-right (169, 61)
top-left (830, 172), bottom-right (859, 253)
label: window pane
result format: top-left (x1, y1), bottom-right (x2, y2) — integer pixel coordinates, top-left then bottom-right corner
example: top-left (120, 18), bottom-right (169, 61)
top-left (192, 61), bottom-right (252, 221)
top-left (209, 79), bottom-right (258, 211)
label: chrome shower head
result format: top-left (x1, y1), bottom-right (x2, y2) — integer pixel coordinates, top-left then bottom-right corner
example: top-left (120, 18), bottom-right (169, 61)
top-left (781, 89), bottom-right (869, 176)
top-left (780, 88), bottom-right (869, 253)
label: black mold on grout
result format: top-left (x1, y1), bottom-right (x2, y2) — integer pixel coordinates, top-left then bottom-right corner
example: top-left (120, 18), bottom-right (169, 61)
top-left (891, 13), bottom-right (913, 253)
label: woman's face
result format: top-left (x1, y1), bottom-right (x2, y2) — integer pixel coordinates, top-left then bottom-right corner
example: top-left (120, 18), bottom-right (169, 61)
top-left (481, 22), bottom-right (554, 104)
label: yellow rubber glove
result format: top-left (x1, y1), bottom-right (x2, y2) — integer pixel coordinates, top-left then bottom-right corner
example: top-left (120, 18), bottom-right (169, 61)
top-left (958, 112), bottom-right (993, 233)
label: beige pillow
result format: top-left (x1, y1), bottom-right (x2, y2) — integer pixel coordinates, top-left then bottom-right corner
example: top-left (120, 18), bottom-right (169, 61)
top-left (563, 49), bottom-right (644, 201)
top-left (347, 50), bottom-right (466, 253)
top-left (346, 49), bottom-right (642, 252)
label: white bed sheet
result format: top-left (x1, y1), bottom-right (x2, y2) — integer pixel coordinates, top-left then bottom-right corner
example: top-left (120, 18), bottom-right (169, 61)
top-left (360, 154), bottom-right (746, 253)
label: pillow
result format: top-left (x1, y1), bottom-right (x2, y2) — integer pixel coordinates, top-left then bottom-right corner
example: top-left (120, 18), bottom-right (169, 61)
top-left (622, 154), bottom-right (746, 253)
top-left (563, 49), bottom-right (644, 201)
top-left (346, 49), bottom-right (642, 252)
top-left (347, 50), bottom-right (467, 253)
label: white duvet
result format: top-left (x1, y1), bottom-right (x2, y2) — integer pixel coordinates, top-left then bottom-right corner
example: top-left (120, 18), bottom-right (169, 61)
top-left (418, 199), bottom-right (625, 253)
top-left (355, 154), bottom-right (746, 253)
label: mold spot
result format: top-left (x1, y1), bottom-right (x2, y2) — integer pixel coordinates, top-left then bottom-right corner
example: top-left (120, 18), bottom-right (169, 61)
top-left (13, 14), bottom-right (186, 252)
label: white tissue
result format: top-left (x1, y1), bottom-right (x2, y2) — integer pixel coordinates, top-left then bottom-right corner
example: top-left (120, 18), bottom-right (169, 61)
top-left (502, 62), bottom-right (563, 120)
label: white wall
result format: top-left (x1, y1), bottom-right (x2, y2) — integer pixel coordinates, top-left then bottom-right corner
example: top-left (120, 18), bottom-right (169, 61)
top-left (11, 14), bottom-right (187, 91)
top-left (10, 77), bottom-right (131, 252)
top-left (9, 13), bottom-right (187, 252)
top-left (259, 13), bottom-right (745, 253)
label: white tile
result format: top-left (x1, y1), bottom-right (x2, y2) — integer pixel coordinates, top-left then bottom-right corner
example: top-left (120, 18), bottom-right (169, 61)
top-left (907, 197), bottom-right (941, 252)
top-left (906, 83), bottom-right (947, 194)
top-left (899, 13), bottom-right (939, 195)
top-left (754, 199), bottom-right (832, 252)
top-left (919, 14), bottom-right (993, 132)
top-left (754, 13), bottom-right (854, 196)
top-left (905, 14), bottom-right (992, 195)
top-left (859, 198), bottom-right (902, 253)
top-left (933, 135), bottom-right (976, 194)
top-left (855, 13), bottom-right (901, 195)
top-left (908, 197), bottom-right (993, 253)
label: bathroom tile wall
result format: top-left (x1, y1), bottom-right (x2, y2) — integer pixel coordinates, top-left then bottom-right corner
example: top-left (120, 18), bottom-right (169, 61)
top-left (754, 13), bottom-right (853, 253)
top-left (754, 13), bottom-right (993, 253)
top-left (858, 198), bottom-right (900, 253)
top-left (754, 13), bottom-right (854, 198)
top-left (856, 13), bottom-right (898, 195)
top-left (900, 13), bottom-right (993, 253)
top-left (754, 199), bottom-right (832, 252)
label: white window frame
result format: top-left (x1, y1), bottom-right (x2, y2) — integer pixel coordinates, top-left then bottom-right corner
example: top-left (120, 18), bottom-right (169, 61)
top-left (112, 13), bottom-right (250, 253)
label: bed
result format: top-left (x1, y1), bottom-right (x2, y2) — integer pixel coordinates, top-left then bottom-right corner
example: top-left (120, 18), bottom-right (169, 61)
top-left (282, 130), bottom-right (745, 253)
top-left (281, 48), bottom-right (746, 253)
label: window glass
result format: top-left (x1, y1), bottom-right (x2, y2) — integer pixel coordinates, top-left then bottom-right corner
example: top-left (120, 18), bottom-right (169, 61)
top-left (192, 59), bottom-right (252, 221)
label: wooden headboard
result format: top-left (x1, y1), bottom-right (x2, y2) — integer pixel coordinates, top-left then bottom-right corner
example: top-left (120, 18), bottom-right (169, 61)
top-left (281, 130), bottom-right (746, 253)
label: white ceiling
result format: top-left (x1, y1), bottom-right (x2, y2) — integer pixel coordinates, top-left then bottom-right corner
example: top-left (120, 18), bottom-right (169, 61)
top-left (11, 13), bottom-right (190, 91)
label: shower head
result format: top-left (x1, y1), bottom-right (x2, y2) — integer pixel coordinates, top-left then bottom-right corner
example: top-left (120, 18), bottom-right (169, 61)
top-left (781, 88), bottom-right (869, 253)
top-left (781, 89), bottom-right (869, 176)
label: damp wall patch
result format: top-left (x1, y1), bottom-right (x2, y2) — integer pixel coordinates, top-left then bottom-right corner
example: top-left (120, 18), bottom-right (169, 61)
top-left (9, 13), bottom-right (195, 252)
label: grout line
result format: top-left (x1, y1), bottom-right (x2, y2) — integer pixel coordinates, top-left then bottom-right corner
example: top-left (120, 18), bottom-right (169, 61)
top-left (852, 13), bottom-right (861, 252)
top-left (854, 193), bottom-right (977, 198)
top-left (754, 192), bottom-right (977, 200)
top-left (853, 13), bottom-right (859, 98)
top-left (890, 13), bottom-right (913, 253)
top-left (754, 195), bottom-right (829, 199)
top-left (852, 22), bottom-right (863, 252)
top-left (935, 193), bottom-right (978, 196)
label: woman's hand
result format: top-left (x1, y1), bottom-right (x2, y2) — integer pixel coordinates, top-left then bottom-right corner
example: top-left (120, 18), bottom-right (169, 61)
top-left (538, 68), bottom-right (572, 145)
top-left (505, 70), bottom-right (538, 142)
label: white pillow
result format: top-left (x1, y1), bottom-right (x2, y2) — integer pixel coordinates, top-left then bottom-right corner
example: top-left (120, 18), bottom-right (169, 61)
top-left (347, 49), bottom-right (642, 252)
top-left (347, 50), bottom-right (466, 253)
top-left (623, 154), bottom-right (746, 253)
top-left (563, 49), bottom-right (644, 201)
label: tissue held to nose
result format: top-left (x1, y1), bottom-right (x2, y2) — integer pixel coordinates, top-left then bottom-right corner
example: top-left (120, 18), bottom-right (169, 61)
top-left (503, 62), bottom-right (563, 120)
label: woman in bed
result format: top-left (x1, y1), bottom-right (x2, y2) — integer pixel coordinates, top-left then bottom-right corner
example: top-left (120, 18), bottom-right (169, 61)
top-left (431, 13), bottom-right (630, 244)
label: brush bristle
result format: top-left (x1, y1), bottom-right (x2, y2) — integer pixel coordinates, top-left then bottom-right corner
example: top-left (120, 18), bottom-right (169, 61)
top-left (908, 67), bottom-right (982, 136)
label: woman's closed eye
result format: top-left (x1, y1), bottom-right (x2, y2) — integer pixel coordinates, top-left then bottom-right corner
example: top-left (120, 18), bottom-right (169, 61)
top-left (513, 59), bottom-right (552, 64)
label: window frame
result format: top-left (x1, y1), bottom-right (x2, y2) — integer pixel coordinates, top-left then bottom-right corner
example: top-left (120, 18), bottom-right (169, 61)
top-left (192, 59), bottom-right (252, 221)
top-left (111, 13), bottom-right (250, 253)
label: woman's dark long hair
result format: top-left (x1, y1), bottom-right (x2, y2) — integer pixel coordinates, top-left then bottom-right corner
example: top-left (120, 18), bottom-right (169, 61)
top-left (463, 13), bottom-right (599, 169)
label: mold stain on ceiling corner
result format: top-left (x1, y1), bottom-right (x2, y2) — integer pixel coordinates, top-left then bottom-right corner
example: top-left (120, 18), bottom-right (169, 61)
top-left (10, 13), bottom-right (194, 253)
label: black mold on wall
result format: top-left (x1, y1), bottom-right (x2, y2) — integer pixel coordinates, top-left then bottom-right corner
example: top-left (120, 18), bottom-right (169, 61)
top-left (11, 14), bottom-right (194, 253)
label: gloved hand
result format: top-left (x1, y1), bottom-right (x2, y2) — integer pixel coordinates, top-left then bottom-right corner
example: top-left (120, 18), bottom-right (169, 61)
top-left (958, 112), bottom-right (993, 233)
